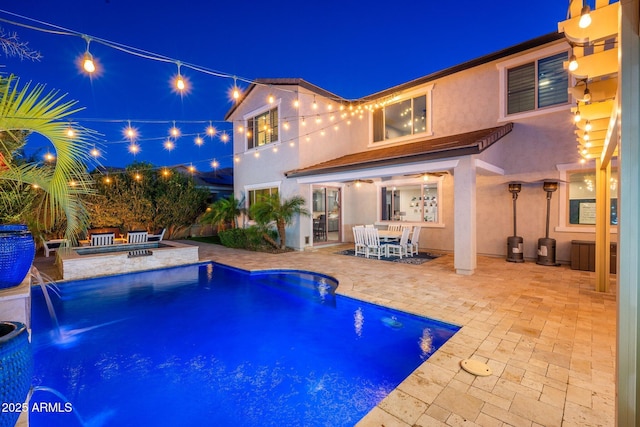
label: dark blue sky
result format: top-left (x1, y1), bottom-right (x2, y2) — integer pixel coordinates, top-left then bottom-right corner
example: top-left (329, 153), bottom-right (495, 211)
top-left (1, 0), bottom-right (568, 170)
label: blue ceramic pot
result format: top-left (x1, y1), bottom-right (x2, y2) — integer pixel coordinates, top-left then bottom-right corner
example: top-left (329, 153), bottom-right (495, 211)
top-left (0, 321), bottom-right (32, 427)
top-left (0, 224), bottom-right (35, 289)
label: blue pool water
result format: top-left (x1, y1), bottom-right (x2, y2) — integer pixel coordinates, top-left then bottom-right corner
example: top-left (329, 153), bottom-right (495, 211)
top-left (29, 263), bottom-right (460, 427)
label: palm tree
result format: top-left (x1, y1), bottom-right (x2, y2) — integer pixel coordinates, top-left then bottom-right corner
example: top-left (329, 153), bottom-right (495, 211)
top-left (0, 75), bottom-right (97, 242)
top-left (201, 194), bottom-right (246, 232)
top-left (249, 193), bottom-right (309, 250)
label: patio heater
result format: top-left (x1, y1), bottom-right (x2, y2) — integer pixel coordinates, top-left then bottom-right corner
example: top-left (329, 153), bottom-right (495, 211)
top-left (536, 181), bottom-right (559, 266)
top-left (506, 183), bottom-right (524, 263)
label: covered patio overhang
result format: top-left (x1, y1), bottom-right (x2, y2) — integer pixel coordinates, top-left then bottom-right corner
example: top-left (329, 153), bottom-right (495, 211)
top-left (285, 124), bottom-right (513, 275)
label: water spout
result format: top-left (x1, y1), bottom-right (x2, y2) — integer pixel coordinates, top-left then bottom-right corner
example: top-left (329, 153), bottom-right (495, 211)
top-left (30, 267), bottom-right (61, 340)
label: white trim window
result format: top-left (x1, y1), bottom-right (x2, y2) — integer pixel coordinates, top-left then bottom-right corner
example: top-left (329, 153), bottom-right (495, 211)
top-left (247, 186), bottom-right (279, 209)
top-left (497, 45), bottom-right (570, 120)
top-left (380, 178), bottom-right (442, 225)
top-left (372, 86), bottom-right (433, 144)
top-left (246, 106), bottom-right (279, 150)
top-left (567, 169), bottom-right (618, 226)
top-left (506, 51), bottom-right (568, 115)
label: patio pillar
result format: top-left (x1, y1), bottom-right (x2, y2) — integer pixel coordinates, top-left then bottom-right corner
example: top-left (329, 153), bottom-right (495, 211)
top-left (453, 156), bottom-right (477, 275)
top-left (618, 0), bottom-right (640, 424)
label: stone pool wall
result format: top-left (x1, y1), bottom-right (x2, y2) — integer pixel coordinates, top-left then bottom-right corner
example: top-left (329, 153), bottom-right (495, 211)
top-left (58, 240), bottom-right (200, 280)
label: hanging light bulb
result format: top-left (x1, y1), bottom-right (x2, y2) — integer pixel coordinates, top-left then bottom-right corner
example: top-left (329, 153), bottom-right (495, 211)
top-left (173, 62), bottom-right (189, 94)
top-left (194, 135), bottom-right (204, 146)
top-left (568, 54), bottom-right (578, 72)
top-left (90, 147), bottom-right (100, 157)
top-left (220, 132), bottom-right (229, 143)
top-left (578, 5), bottom-right (592, 29)
top-left (293, 97), bottom-right (300, 108)
top-left (312, 96), bottom-right (318, 110)
top-left (81, 36), bottom-right (96, 74)
top-left (585, 120), bottom-right (592, 131)
top-left (44, 152), bottom-right (55, 162)
top-left (232, 77), bottom-right (240, 100)
top-left (169, 122), bottom-right (181, 138)
top-left (583, 132), bottom-right (590, 141)
top-left (66, 126), bottom-right (75, 138)
top-left (123, 122), bottom-right (139, 141)
top-left (573, 103), bottom-right (582, 123)
top-left (83, 52), bottom-right (96, 74)
top-left (211, 159), bottom-right (219, 169)
top-left (206, 122), bottom-right (217, 138)
top-left (583, 87), bottom-right (591, 102)
top-left (128, 143), bottom-right (140, 154)
top-left (188, 164), bottom-right (196, 173)
top-left (163, 140), bottom-right (175, 151)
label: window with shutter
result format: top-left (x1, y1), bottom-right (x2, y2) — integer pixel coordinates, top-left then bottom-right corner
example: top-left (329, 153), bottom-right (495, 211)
top-left (506, 52), bottom-right (568, 115)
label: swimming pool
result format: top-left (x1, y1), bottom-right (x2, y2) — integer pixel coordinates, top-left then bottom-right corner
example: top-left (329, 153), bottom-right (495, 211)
top-left (29, 263), bottom-right (460, 426)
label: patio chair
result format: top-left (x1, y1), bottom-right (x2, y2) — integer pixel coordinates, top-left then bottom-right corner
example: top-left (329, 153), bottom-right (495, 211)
top-left (91, 232), bottom-right (114, 246)
top-left (353, 226), bottom-right (367, 257)
top-left (42, 238), bottom-right (67, 257)
top-left (364, 227), bottom-right (384, 259)
top-left (386, 227), bottom-right (411, 259)
top-left (127, 230), bottom-right (148, 244)
top-left (387, 224), bottom-right (401, 232)
top-left (147, 228), bottom-right (166, 242)
top-left (409, 226), bottom-right (421, 256)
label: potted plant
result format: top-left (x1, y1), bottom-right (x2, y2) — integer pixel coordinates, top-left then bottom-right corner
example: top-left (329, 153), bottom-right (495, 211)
top-left (0, 321), bottom-right (32, 427)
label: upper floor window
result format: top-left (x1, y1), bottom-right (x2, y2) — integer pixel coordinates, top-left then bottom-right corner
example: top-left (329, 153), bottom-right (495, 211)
top-left (507, 51), bottom-right (568, 115)
top-left (373, 93), bottom-right (429, 143)
top-left (247, 107), bottom-right (278, 149)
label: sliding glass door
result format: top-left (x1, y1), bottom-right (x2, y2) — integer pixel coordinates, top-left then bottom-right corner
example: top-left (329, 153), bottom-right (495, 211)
top-left (312, 186), bottom-right (341, 244)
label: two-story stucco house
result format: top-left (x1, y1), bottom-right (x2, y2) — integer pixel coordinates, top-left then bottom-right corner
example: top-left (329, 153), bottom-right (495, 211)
top-left (224, 31), bottom-right (616, 276)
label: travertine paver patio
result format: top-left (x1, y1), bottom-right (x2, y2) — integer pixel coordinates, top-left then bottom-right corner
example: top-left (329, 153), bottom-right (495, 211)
top-left (34, 241), bottom-right (616, 426)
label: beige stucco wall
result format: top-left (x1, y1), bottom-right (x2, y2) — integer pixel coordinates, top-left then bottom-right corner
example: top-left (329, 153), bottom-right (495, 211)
top-left (228, 38), bottom-right (616, 258)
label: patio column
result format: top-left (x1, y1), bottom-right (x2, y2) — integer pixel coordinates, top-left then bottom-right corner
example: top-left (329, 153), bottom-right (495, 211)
top-left (453, 156), bottom-right (477, 275)
top-left (618, 0), bottom-right (640, 424)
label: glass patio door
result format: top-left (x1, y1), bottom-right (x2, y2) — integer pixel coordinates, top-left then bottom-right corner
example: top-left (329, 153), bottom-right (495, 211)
top-left (312, 186), bottom-right (341, 244)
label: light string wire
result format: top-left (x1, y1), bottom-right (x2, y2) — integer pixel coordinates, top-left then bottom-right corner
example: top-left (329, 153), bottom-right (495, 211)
top-left (0, 9), bottom-right (377, 171)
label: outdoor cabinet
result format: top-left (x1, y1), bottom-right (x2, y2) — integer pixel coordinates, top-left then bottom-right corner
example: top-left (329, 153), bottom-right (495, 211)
top-left (570, 240), bottom-right (617, 273)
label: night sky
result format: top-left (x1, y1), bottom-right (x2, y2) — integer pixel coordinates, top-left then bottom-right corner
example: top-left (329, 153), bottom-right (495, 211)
top-left (1, 0), bottom-right (569, 171)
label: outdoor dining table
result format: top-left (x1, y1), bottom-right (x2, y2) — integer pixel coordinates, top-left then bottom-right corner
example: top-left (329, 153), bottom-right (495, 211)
top-left (378, 230), bottom-right (402, 242)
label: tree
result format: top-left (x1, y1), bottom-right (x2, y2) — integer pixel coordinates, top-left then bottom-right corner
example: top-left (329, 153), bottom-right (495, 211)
top-left (249, 193), bottom-right (309, 250)
top-left (0, 75), bottom-right (96, 242)
top-left (200, 194), bottom-right (245, 232)
top-left (85, 164), bottom-right (209, 238)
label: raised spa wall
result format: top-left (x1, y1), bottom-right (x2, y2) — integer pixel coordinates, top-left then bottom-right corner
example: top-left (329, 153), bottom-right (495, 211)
top-left (58, 240), bottom-right (200, 280)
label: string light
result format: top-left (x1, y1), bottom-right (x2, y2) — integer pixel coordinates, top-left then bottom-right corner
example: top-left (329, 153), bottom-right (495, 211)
top-left (585, 120), bottom-right (592, 131)
top-left (568, 54), bottom-right (578, 72)
top-left (44, 152), bottom-right (55, 162)
top-left (188, 164), bottom-right (196, 173)
top-left (123, 122), bottom-right (139, 141)
top-left (128, 143), bottom-right (140, 154)
top-left (206, 123), bottom-right (217, 138)
top-left (90, 147), bottom-right (100, 157)
top-left (173, 62), bottom-right (189, 94)
top-left (578, 4), bottom-right (592, 29)
top-left (293, 98), bottom-right (300, 108)
top-left (232, 77), bottom-right (240, 100)
top-left (312, 96), bottom-right (318, 110)
top-left (220, 132), bottom-right (229, 143)
top-left (169, 122), bottom-right (181, 138)
top-left (211, 159), bottom-right (219, 169)
top-left (66, 126), bottom-right (75, 138)
top-left (163, 139), bottom-right (175, 151)
top-left (194, 135), bottom-right (204, 146)
top-left (81, 35), bottom-right (96, 74)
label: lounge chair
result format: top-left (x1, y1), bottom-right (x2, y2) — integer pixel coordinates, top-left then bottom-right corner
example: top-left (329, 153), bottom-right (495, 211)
top-left (127, 231), bottom-right (148, 244)
top-left (147, 228), bottom-right (166, 242)
top-left (91, 232), bottom-right (114, 246)
top-left (42, 238), bottom-right (67, 257)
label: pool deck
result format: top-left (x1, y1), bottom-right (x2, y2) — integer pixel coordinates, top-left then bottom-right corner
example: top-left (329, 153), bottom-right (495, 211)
top-left (33, 241), bottom-right (616, 426)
